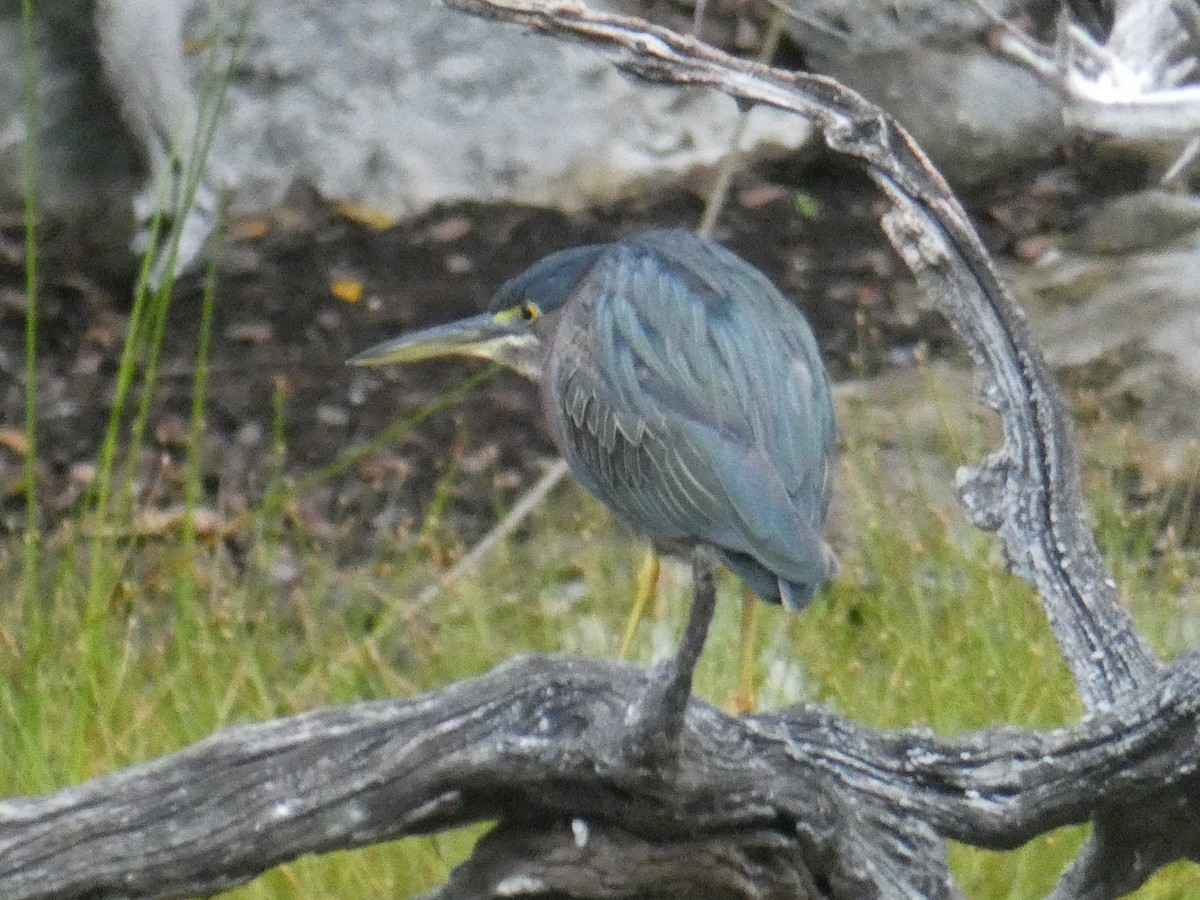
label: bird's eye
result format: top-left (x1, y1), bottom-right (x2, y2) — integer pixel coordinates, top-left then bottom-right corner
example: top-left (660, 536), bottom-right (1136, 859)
top-left (521, 303), bottom-right (540, 321)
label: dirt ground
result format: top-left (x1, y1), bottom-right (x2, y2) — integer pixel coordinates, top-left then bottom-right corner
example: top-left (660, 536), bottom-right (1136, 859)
top-left (0, 153), bottom-right (1110, 557)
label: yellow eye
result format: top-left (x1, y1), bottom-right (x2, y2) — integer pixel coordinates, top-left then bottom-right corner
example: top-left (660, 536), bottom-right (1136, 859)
top-left (521, 302), bottom-right (540, 322)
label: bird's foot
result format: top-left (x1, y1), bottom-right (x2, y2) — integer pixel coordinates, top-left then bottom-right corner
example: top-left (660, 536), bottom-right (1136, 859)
top-left (729, 687), bottom-right (756, 716)
top-left (621, 547), bottom-right (717, 765)
top-left (727, 586), bottom-right (759, 715)
top-left (617, 551), bottom-right (661, 659)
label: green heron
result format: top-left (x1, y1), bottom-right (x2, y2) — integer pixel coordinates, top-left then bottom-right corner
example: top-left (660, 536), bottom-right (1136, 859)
top-left (352, 228), bottom-right (836, 710)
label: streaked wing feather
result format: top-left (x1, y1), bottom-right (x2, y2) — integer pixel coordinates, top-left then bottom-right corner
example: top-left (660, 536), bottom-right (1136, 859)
top-left (546, 230), bottom-right (835, 592)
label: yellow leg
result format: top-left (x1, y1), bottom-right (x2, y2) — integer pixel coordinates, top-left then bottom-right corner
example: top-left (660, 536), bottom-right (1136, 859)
top-left (618, 551), bottom-right (661, 659)
top-left (730, 587), bottom-right (759, 714)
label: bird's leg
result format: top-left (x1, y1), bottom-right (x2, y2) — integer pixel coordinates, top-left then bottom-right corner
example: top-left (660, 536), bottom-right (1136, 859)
top-left (617, 551), bottom-right (661, 658)
top-left (730, 586), bottom-right (759, 715)
top-left (622, 546), bottom-right (717, 764)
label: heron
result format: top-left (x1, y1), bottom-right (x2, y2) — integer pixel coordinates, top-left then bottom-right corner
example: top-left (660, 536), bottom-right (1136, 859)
top-left (351, 228), bottom-right (836, 715)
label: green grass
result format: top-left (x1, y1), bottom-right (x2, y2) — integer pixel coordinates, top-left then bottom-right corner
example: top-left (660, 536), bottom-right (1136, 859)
top-left (3, 369), bottom-right (1200, 897)
top-left (17, 0), bottom-right (41, 656)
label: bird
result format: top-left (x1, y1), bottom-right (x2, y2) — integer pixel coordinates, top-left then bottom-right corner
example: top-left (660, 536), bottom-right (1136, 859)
top-left (350, 228), bottom-right (836, 709)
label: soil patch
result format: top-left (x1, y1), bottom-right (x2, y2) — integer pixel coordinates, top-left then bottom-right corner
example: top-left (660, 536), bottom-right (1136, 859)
top-left (0, 157), bottom-right (1094, 557)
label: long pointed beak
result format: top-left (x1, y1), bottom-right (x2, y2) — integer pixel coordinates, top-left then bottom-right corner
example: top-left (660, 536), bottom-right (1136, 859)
top-left (348, 313), bottom-right (525, 367)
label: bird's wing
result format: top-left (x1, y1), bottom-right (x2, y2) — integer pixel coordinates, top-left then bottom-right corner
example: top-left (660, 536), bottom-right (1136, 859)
top-left (547, 234), bottom-right (835, 588)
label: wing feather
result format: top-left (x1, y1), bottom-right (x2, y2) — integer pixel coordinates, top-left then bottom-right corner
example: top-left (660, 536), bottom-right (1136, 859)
top-left (543, 229), bottom-right (836, 595)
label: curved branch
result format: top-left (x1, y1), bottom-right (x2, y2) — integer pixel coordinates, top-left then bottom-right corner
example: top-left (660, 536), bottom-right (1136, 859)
top-left (444, 0), bottom-right (1159, 716)
top-left (2, 654), bottom-right (1199, 900)
top-left (427, 5), bottom-right (1182, 892)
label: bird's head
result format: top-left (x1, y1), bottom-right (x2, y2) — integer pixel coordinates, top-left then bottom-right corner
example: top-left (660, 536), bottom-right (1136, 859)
top-left (349, 243), bottom-right (604, 380)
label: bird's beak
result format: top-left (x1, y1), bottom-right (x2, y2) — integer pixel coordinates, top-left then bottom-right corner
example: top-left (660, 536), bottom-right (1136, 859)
top-left (348, 312), bottom-right (531, 368)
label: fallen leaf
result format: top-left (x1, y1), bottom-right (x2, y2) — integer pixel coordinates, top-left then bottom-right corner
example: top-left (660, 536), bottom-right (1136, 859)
top-left (424, 216), bottom-right (472, 243)
top-left (225, 322), bottom-right (275, 344)
top-left (133, 506), bottom-right (230, 539)
top-left (330, 279), bottom-right (364, 303)
top-left (0, 428), bottom-right (29, 456)
top-left (737, 185), bottom-right (787, 209)
top-left (230, 217), bottom-right (272, 240)
top-left (334, 201), bottom-right (396, 230)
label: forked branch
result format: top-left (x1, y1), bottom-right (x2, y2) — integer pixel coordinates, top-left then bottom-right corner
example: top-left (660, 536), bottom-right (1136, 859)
top-left (2, 653), bottom-right (1200, 900)
top-left (445, 0), bottom-right (1159, 713)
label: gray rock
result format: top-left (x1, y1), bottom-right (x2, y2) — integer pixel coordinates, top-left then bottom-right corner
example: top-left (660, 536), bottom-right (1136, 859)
top-left (0, 0), bottom-right (812, 277)
top-left (96, 0), bottom-right (219, 286)
top-left (0, 0), bottom-right (137, 220)
top-left (783, 0), bottom-right (1018, 58)
top-left (1067, 189), bottom-right (1200, 255)
top-left (820, 46), bottom-right (1066, 186)
top-left (205, 1), bottom-right (810, 214)
top-left (784, 0), bottom-right (1067, 185)
top-left (1017, 196), bottom-right (1200, 469)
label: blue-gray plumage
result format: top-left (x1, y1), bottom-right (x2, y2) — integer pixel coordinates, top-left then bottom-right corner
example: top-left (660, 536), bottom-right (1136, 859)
top-left (351, 228), bottom-right (836, 612)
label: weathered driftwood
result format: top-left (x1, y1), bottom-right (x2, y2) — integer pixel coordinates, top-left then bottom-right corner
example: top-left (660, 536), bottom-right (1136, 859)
top-left (2, 652), bottom-right (1200, 900)
top-left (985, 0), bottom-right (1200, 184)
top-left (989, 0), bottom-right (1200, 141)
top-left (2, 1), bottom-right (1197, 897)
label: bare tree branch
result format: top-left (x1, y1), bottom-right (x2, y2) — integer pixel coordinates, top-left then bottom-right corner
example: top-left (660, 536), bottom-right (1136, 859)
top-left (3, 653), bottom-right (1200, 900)
top-left (990, 0), bottom-right (1200, 140)
top-left (443, 0), bottom-right (1159, 710)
